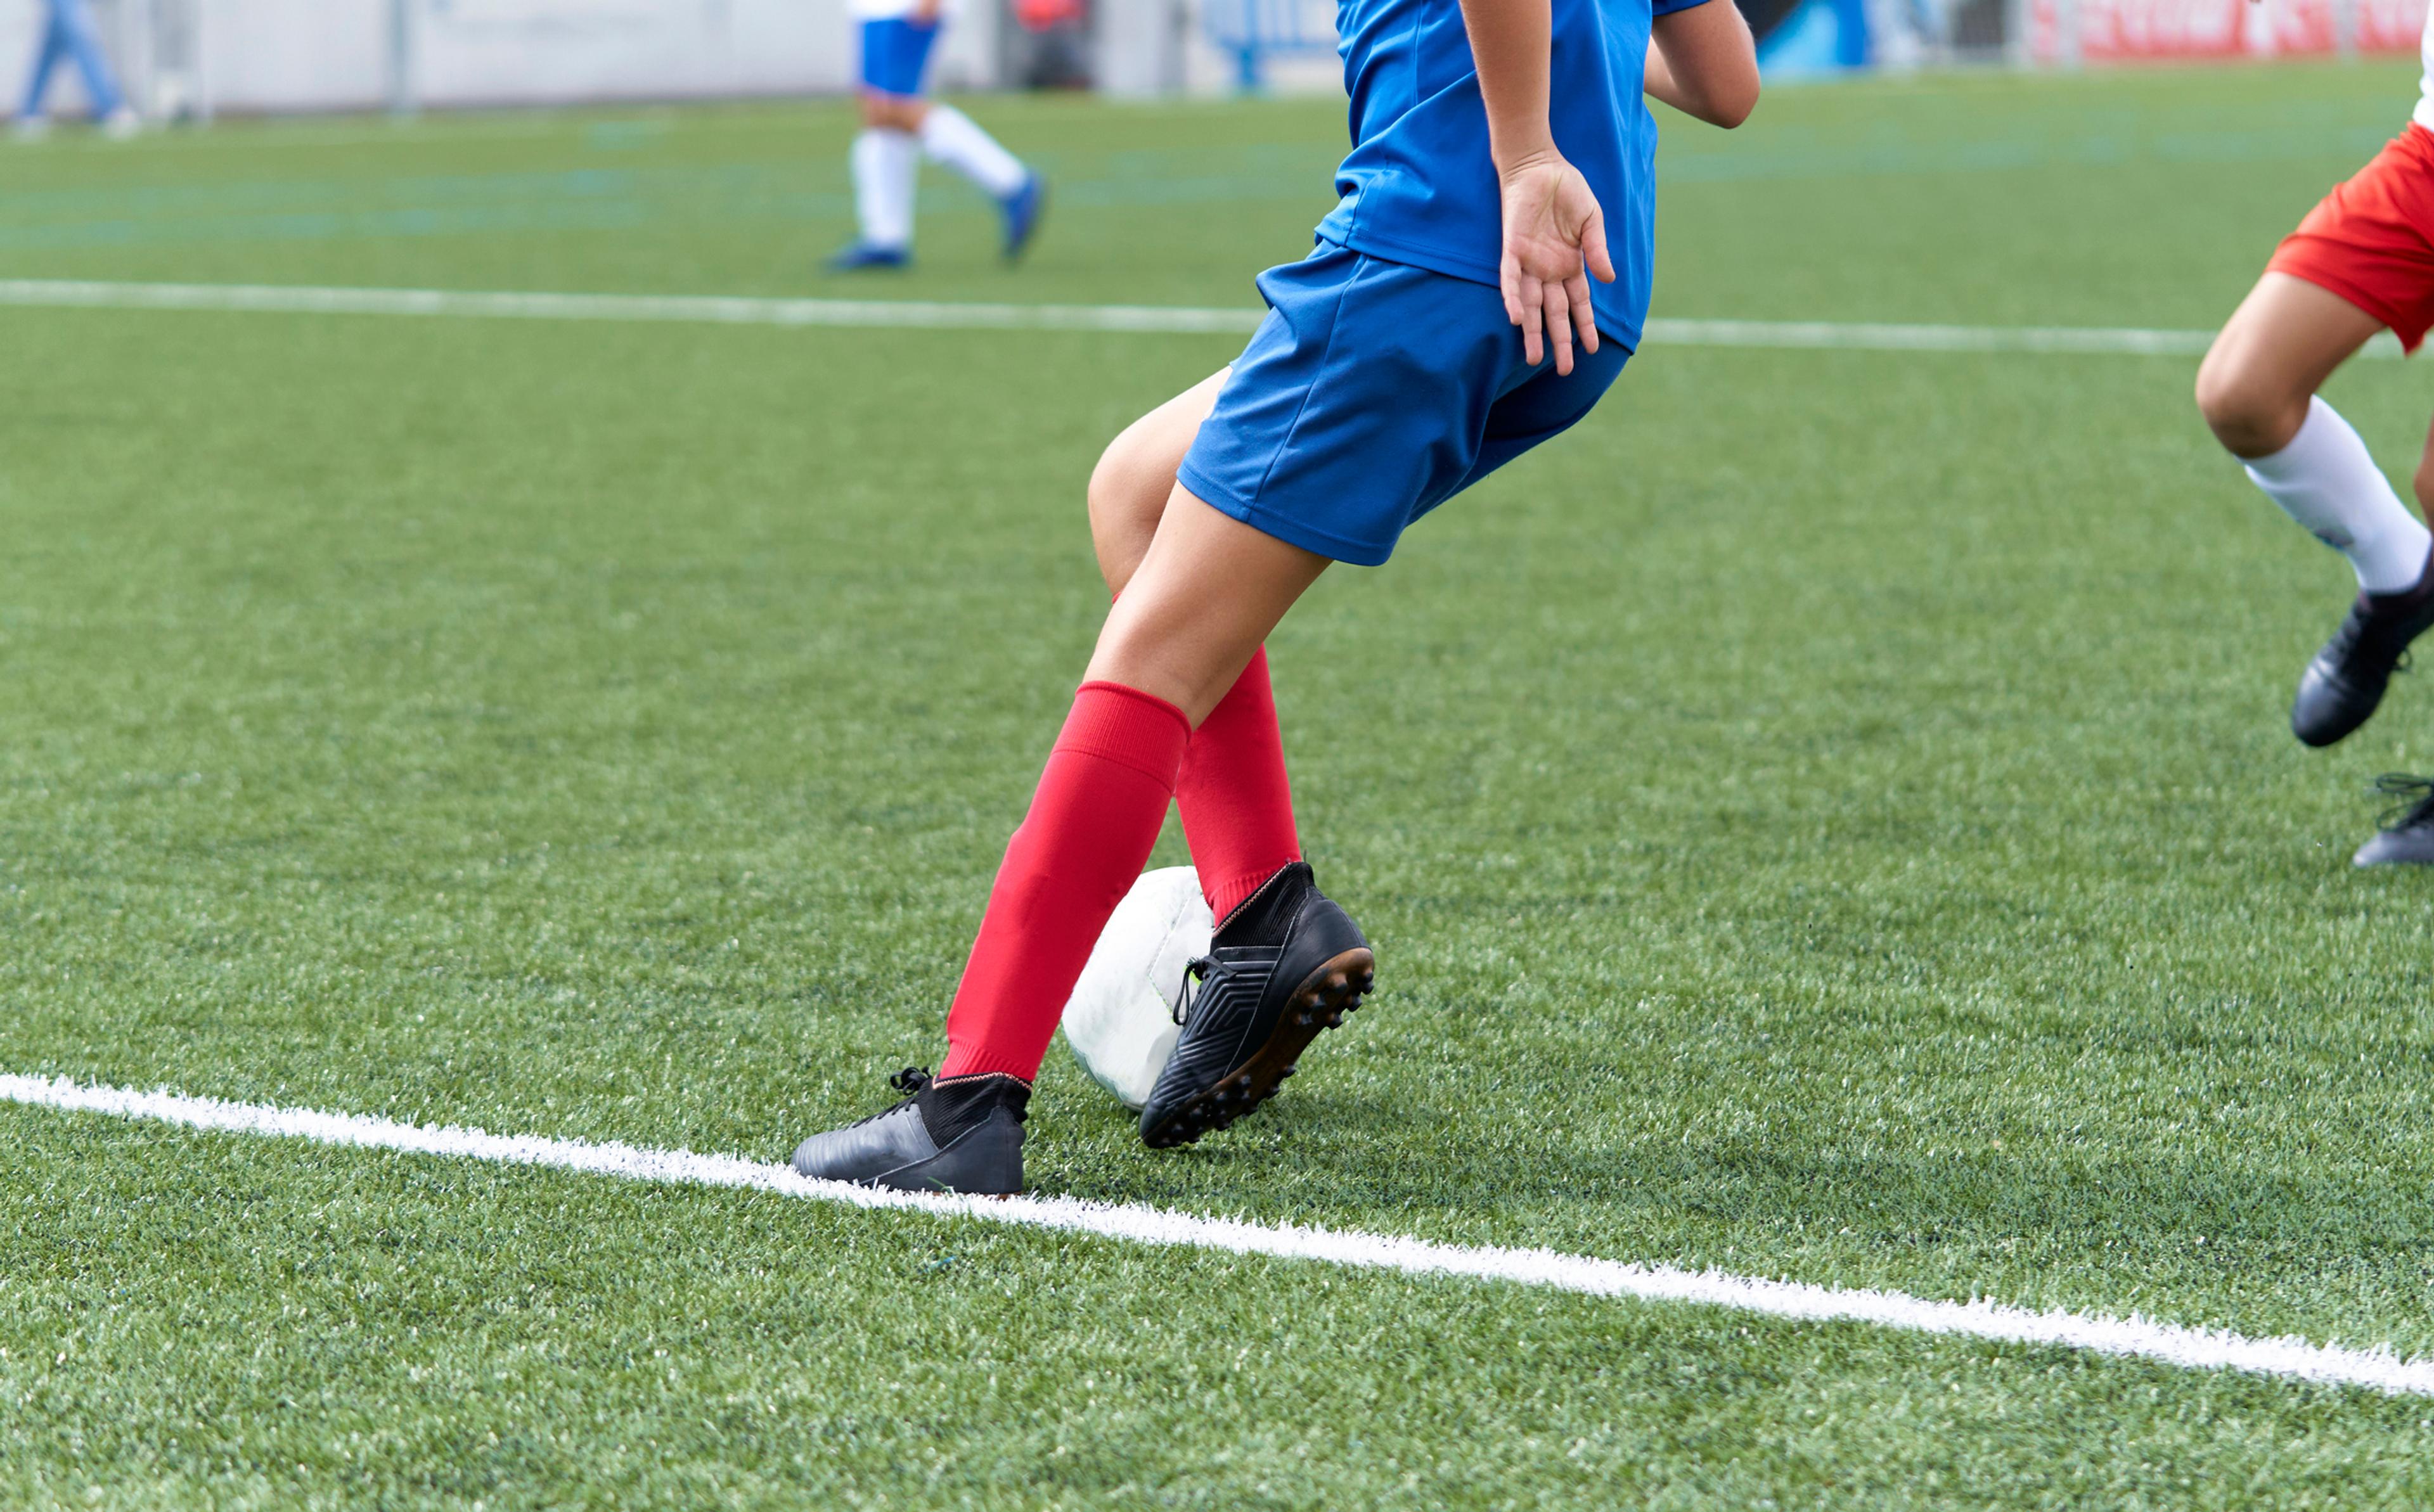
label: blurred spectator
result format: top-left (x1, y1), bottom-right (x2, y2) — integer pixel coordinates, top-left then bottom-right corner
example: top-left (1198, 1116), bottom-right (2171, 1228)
top-left (1014, 0), bottom-right (1092, 89)
top-left (14, 0), bottom-right (140, 140)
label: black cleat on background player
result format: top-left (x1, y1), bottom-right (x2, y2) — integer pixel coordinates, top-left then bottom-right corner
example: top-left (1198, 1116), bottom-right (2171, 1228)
top-left (1139, 861), bottom-right (1374, 1150)
top-left (2291, 548), bottom-right (2434, 747)
top-left (2354, 773), bottom-right (2434, 867)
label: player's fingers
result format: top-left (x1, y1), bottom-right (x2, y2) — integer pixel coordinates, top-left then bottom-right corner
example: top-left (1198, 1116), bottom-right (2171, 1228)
top-left (1581, 205), bottom-right (1616, 285)
top-left (1565, 270), bottom-right (1599, 357)
top-left (1500, 255), bottom-right (1526, 329)
top-left (1543, 281), bottom-right (1575, 376)
top-left (1518, 274), bottom-right (1545, 366)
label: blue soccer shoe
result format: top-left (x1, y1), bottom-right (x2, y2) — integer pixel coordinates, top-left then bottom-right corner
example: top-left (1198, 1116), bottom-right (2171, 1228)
top-left (1000, 174), bottom-right (1047, 264)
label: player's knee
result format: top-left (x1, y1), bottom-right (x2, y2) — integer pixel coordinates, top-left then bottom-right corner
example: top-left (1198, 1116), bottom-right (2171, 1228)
top-left (858, 93), bottom-right (914, 130)
top-left (1087, 612), bottom-right (1221, 719)
top-left (2194, 352), bottom-right (2303, 458)
top-left (1086, 430), bottom-right (1169, 555)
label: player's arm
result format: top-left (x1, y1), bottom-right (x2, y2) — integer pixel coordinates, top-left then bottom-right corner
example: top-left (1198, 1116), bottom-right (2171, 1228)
top-left (1460, 0), bottom-right (1614, 375)
top-left (1644, 2), bottom-right (1760, 128)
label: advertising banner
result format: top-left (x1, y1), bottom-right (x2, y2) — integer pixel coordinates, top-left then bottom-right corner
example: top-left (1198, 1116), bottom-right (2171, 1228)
top-left (2027, 0), bottom-right (2425, 63)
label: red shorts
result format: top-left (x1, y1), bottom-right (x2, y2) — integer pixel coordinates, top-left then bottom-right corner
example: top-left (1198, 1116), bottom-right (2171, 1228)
top-left (2269, 124), bottom-right (2434, 354)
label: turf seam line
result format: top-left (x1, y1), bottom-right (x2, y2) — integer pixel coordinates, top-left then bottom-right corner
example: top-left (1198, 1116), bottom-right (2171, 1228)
top-left (8, 1070), bottom-right (2431, 1397)
top-left (0, 278), bottom-right (2405, 357)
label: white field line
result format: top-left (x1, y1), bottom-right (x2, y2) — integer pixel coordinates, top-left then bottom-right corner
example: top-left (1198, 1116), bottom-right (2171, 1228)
top-left (0, 278), bottom-right (1266, 335)
top-left (0, 277), bottom-right (2409, 357)
top-left (5, 1072), bottom-right (2431, 1397)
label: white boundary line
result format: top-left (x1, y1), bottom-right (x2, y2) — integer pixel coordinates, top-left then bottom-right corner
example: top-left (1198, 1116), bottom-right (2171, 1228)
top-left (0, 278), bottom-right (2407, 357)
top-left (0, 279), bottom-right (1266, 335)
top-left (6, 1070), bottom-right (2430, 1397)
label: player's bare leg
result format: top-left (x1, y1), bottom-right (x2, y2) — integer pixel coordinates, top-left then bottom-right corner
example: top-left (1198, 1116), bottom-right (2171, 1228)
top-left (861, 91), bottom-right (927, 131)
top-left (1088, 368), bottom-right (1230, 593)
top-left (2198, 272), bottom-right (2434, 745)
top-left (1086, 487), bottom-right (1325, 726)
top-left (1083, 386), bottom-right (1374, 1143)
top-left (1092, 369), bottom-right (1329, 932)
top-left (2196, 274), bottom-right (2383, 457)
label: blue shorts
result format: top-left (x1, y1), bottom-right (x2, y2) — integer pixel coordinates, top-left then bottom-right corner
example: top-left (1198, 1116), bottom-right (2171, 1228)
top-left (859, 17), bottom-right (941, 98)
top-left (1176, 243), bottom-right (1630, 567)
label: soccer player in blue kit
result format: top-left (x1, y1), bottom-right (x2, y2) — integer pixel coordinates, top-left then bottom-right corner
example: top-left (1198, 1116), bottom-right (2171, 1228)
top-left (791, 0), bottom-right (1760, 1191)
top-left (828, 0), bottom-right (1046, 270)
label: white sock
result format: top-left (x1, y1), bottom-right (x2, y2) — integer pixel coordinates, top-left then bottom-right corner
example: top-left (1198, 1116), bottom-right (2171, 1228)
top-left (851, 128), bottom-right (919, 249)
top-left (918, 105), bottom-right (1029, 200)
top-left (2244, 397), bottom-right (2433, 593)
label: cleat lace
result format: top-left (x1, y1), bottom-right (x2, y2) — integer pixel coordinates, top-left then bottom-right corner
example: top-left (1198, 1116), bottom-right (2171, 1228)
top-left (1176, 956), bottom-right (1221, 1027)
top-left (1177, 940), bottom-right (1294, 1028)
top-left (2317, 607), bottom-right (2416, 686)
top-left (844, 1066), bottom-right (932, 1128)
top-left (2370, 774), bottom-right (2434, 833)
top-left (1176, 952), bottom-right (1268, 1028)
top-left (2321, 609), bottom-right (2371, 673)
top-left (2349, 606), bottom-right (2421, 667)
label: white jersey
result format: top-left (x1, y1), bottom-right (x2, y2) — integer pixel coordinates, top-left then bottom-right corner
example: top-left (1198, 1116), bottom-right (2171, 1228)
top-left (2418, 2), bottom-right (2434, 134)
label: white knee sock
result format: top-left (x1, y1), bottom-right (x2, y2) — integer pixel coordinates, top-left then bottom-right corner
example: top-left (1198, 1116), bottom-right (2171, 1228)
top-left (851, 127), bottom-right (919, 248)
top-left (918, 105), bottom-right (1029, 200)
top-left (2244, 397), bottom-right (2433, 593)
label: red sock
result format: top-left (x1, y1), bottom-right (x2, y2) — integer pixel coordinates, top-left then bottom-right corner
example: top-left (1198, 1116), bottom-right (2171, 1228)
top-left (1177, 646), bottom-right (1302, 926)
top-left (939, 681), bottom-right (1192, 1081)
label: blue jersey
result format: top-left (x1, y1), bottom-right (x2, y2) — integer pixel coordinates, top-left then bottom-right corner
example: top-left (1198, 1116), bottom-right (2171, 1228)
top-left (1313, 0), bottom-right (1713, 348)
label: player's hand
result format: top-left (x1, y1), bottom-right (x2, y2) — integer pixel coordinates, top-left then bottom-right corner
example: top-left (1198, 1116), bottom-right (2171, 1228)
top-left (912, 0), bottom-right (944, 23)
top-left (1495, 153), bottom-right (1614, 375)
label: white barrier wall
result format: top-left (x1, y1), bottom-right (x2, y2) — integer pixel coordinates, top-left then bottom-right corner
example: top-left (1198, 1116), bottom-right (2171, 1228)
top-left (1, 0), bottom-right (1004, 118)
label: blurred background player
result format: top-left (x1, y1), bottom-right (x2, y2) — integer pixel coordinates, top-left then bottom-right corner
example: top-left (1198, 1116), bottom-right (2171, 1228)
top-left (13, 0), bottom-right (140, 141)
top-left (828, 0), bottom-right (1046, 271)
top-left (2194, 0), bottom-right (2434, 868)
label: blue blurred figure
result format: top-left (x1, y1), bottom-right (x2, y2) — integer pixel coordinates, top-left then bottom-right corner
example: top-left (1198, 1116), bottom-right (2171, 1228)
top-left (15, 0), bottom-right (140, 141)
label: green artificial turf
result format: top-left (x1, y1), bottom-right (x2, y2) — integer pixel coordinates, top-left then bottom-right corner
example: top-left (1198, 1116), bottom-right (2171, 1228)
top-left (5, 60), bottom-right (2434, 1509)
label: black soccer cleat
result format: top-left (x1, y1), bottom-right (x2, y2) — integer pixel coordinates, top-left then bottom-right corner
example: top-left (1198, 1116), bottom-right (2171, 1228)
top-left (1138, 861), bottom-right (1374, 1150)
top-left (2354, 774), bottom-right (2434, 868)
top-left (2291, 549), bottom-right (2434, 748)
top-left (790, 1067), bottom-right (1027, 1195)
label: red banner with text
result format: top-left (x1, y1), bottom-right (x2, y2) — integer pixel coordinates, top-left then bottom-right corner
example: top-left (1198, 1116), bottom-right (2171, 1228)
top-left (2028, 0), bottom-right (2424, 61)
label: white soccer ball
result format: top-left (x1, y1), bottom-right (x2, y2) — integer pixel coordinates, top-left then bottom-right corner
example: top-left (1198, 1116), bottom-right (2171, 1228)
top-left (1060, 866), bottom-right (1211, 1110)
